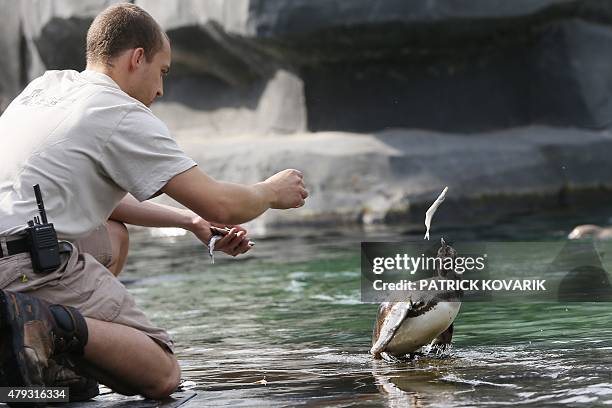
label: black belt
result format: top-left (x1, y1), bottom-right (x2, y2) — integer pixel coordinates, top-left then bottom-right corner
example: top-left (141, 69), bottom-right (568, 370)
top-left (0, 238), bottom-right (30, 258)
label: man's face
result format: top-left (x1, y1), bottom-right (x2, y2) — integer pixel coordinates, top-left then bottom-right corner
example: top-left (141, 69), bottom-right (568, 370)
top-left (130, 37), bottom-right (171, 107)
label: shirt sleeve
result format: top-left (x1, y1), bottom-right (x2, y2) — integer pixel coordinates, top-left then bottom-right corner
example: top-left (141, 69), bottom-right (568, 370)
top-left (100, 106), bottom-right (197, 201)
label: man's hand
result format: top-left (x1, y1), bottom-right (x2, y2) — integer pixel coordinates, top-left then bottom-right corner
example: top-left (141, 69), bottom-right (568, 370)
top-left (190, 216), bottom-right (252, 257)
top-left (260, 169), bottom-right (309, 209)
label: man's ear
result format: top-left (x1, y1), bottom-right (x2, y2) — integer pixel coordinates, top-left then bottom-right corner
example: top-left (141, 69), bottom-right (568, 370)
top-left (129, 48), bottom-right (146, 71)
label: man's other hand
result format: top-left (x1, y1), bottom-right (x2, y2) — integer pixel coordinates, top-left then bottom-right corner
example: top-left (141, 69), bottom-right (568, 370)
top-left (211, 226), bottom-right (253, 257)
top-left (191, 218), bottom-right (252, 257)
top-left (261, 169), bottom-right (309, 209)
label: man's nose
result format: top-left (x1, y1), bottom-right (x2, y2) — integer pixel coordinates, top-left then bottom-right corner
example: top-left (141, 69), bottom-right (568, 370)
top-left (157, 82), bottom-right (164, 98)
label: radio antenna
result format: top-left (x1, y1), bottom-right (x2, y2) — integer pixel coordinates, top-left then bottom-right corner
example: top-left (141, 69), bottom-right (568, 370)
top-left (33, 184), bottom-right (48, 224)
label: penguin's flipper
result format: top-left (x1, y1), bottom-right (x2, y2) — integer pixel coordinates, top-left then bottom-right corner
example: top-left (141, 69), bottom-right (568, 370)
top-left (370, 302), bottom-right (412, 357)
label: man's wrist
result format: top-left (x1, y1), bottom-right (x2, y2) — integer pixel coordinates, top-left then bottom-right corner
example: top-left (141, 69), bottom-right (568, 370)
top-left (182, 210), bottom-right (202, 233)
top-left (254, 181), bottom-right (276, 209)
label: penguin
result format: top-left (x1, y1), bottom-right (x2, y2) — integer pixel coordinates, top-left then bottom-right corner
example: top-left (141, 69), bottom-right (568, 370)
top-left (370, 239), bottom-right (462, 361)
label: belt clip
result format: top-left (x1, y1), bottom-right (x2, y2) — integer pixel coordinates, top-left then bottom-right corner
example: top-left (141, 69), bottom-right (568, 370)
top-left (0, 237), bottom-right (8, 257)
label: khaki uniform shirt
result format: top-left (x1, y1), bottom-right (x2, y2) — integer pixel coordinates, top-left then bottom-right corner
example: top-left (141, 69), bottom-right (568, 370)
top-left (0, 70), bottom-right (196, 240)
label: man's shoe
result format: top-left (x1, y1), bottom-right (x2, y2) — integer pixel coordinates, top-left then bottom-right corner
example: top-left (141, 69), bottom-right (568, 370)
top-left (46, 355), bottom-right (99, 402)
top-left (0, 289), bottom-right (88, 388)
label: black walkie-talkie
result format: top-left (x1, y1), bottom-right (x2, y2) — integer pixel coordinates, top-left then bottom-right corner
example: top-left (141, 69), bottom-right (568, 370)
top-left (25, 184), bottom-right (61, 273)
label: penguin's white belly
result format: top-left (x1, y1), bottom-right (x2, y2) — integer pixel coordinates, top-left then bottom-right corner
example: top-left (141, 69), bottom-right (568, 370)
top-left (385, 302), bottom-right (460, 355)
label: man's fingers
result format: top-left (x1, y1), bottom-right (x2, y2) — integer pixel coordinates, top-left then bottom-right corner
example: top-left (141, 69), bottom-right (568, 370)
top-left (226, 231), bottom-right (244, 249)
top-left (234, 239), bottom-right (251, 255)
top-left (228, 238), bottom-right (251, 256)
top-left (216, 228), bottom-right (237, 247)
top-left (232, 233), bottom-right (246, 250)
top-left (231, 225), bottom-right (248, 234)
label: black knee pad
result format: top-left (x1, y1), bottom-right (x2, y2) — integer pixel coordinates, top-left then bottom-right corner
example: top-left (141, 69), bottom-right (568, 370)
top-left (49, 304), bottom-right (88, 355)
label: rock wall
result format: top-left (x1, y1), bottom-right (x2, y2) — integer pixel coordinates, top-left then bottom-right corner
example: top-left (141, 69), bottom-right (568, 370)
top-left (0, 0), bottom-right (23, 111)
top-left (6, 0), bottom-right (612, 134)
top-left (174, 126), bottom-right (612, 232)
top-left (2, 0), bottom-right (612, 228)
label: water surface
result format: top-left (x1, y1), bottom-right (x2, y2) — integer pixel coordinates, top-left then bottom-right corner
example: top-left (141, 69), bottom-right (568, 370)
top-left (122, 208), bottom-right (612, 406)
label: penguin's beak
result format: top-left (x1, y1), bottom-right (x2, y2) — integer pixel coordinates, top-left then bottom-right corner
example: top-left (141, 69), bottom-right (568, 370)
top-left (440, 238), bottom-right (447, 253)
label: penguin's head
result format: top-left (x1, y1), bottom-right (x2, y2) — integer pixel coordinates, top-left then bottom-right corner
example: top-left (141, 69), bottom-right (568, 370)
top-left (436, 238), bottom-right (460, 279)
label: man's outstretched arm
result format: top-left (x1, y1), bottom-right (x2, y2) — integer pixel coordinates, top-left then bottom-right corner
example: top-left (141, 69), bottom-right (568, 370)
top-left (160, 166), bottom-right (308, 225)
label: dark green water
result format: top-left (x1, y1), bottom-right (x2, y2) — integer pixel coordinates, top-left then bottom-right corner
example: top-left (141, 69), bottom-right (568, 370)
top-left (122, 208), bottom-right (612, 407)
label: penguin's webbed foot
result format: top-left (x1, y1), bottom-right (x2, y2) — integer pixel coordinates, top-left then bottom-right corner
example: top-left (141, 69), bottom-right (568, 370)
top-left (426, 343), bottom-right (453, 358)
top-left (380, 352), bottom-right (402, 363)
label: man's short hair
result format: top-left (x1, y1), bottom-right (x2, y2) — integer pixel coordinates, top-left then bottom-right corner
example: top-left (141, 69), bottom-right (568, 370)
top-left (86, 3), bottom-right (166, 66)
